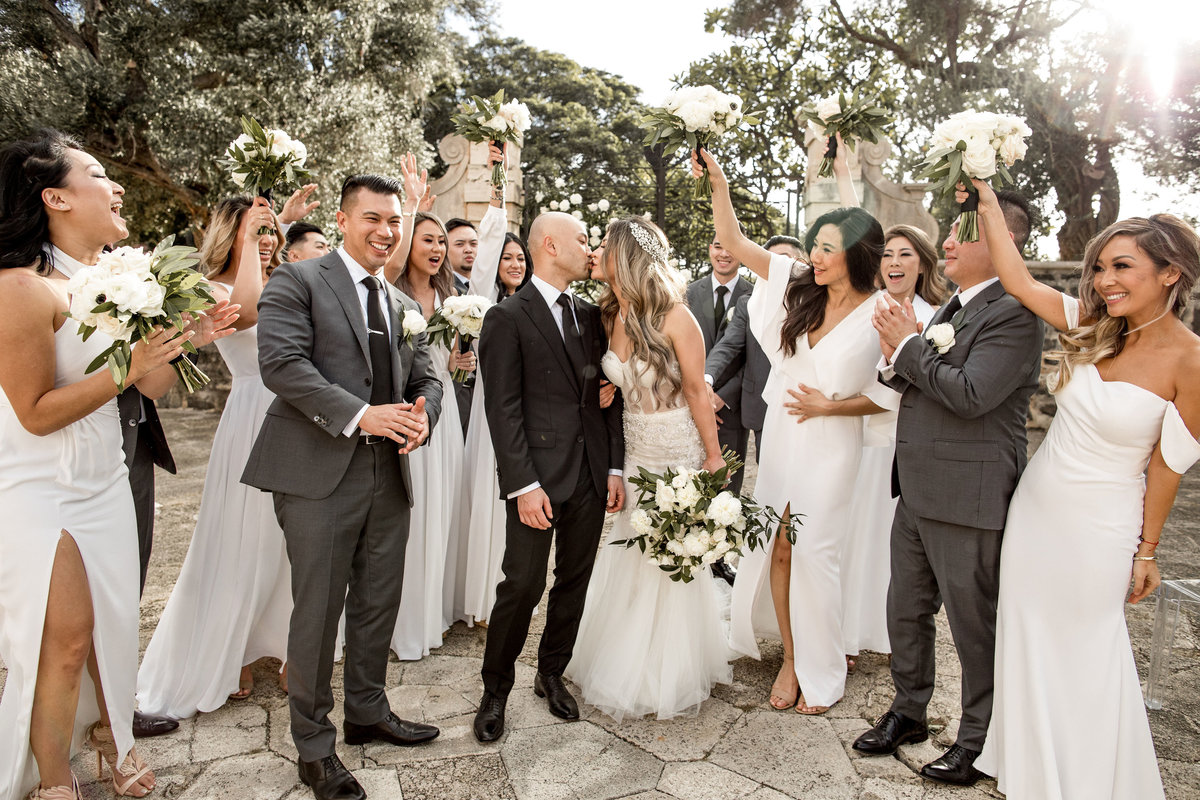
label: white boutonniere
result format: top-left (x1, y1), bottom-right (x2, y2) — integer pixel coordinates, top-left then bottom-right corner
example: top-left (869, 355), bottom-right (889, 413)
top-left (924, 322), bottom-right (957, 354)
top-left (725, 307), bottom-right (735, 324)
top-left (401, 309), bottom-right (427, 348)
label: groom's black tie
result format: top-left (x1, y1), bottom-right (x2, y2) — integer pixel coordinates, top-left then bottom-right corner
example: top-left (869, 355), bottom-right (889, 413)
top-left (556, 292), bottom-right (587, 377)
top-left (941, 293), bottom-right (963, 322)
top-left (363, 275), bottom-right (394, 405)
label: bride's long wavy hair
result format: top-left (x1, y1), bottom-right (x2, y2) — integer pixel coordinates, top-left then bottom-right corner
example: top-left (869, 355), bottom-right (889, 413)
top-left (1049, 214), bottom-right (1199, 391)
top-left (597, 217), bottom-right (686, 405)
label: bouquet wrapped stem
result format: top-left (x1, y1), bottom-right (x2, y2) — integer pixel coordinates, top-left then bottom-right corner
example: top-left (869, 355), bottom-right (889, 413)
top-left (220, 116), bottom-right (310, 234)
top-left (801, 89), bottom-right (891, 179)
top-left (451, 91), bottom-right (531, 191)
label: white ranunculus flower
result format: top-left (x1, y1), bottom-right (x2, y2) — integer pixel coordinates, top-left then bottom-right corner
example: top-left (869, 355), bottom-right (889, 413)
top-left (402, 309), bottom-right (428, 337)
top-left (815, 94), bottom-right (842, 122)
top-left (925, 322), bottom-right (956, 354)
top-left (597, 199), bottom-right (610, 212)
top-left (569, 193), bottom-right (582, 205)
top-left (675, 482), bottom-right (702, 510)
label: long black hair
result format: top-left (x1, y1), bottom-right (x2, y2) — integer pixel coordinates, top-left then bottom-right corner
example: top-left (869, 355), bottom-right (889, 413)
top-left (779, 207), bottom-right (882, 357)
top-left (495, 232), bottom-right (532, 299)
top-left (0, 129), bottom-right (83, 273)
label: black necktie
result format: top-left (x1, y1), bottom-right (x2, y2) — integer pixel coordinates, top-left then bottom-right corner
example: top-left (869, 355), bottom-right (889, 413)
top-left (556, 292), bottom-right (587, 376)
top-left (941, 293), bottom-right (962, 322)
top-left (363, 276), bottom-right (393, 405)
top-left (714, 285), bottom-right (729, 335)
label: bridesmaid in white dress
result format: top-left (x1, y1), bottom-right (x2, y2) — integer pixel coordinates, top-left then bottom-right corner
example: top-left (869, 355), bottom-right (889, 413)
top-left (841, 225), bottom-right (944, 662)
top-left (565, 217), bottom-right (731, 720)
top-left (962, 181), bottom-right (1200, 799)
top-left (386, 209), bottom-right (470, 658)
top-left (461, 207), bottom-right (534, 626)
top-left (136, 196), bottom-right (292, 715)
top-left (0, 134), bottom-right (232, 800)
top-left (695, 150), bottom-right (893, 715)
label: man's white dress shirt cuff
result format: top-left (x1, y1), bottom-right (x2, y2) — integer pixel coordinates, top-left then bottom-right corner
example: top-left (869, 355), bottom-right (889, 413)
top-left (343, 404), bottom-right (369, 437)
top-left (508, 481), bottom-right (540, 499)
top-left (878, 332), bottom-right (921, 380)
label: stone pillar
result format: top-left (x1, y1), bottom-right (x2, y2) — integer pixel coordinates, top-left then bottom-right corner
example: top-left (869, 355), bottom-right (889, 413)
top-left (430, 134), bottom-right (524, 233)
top-left (803, 131), bottom-right (939, 244)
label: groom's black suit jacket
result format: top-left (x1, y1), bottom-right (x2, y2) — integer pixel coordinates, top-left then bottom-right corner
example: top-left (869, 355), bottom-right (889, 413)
top-left (480, 280), bottom-right (623, 503)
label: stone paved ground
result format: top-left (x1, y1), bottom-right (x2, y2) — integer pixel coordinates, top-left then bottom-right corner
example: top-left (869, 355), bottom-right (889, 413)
top-left (3, 407), bottom-right (1199, 799)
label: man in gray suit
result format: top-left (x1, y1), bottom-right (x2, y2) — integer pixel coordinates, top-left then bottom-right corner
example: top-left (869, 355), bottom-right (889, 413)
top-left (242, 175), bottom-right (443, 800)
top-left (686, 233), bottom-right (753, 489)
top-left (853, 193), bottom-right (1042, 787)
top-left (704, 235), bottom-right (801, 461)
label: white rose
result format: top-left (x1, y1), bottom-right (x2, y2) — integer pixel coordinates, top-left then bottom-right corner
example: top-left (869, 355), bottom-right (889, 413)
top-left (98, 247), bottom-right (153, 276)
top-left (590, 236), bottom-right (600, 247)
top-left (228, 133), bottom-right (254, 154)
top-left (675, 482), bottom-right (702, 510)
top-left (548, 200), bottom-right (560, 211)
top-left (402, 309), bottom-right (428, 337)
top-left (571, 209), bottom-right (583, 220)
top-left (997, 134), bottom-right (1027, 167)
top-left (655, 480), bottom-right (677, 511)
top-left (558, 196), bottom-right (570, 209)
top-left (539, 206), bottom-right (549, 215)
top-left (630, 509), bottom-right (653, 536)
top-left (589, 225), bottom-right (601, 237)
top-left (569, 193), bottom-right (582, 205)
top-left (267, 130), bottom-right (293, 159)
top-left (587, 203), bottom-right (598, 213)
top-left (666, 539), bottom-right (686, 556)
top-left (960, 134), bottom-right (998, 179)
top-left (597, 199), bottom-right (610, 212)
top-left (924, 322), bottom-right (956, 354)
top-left (682, 534), bottom-right (709, 558)
top-left (535, 190), bottom-right (545, 202)
top-left (671, 471), bottom-right (689, 489)
top-left (701, 550), bottom-right (720, 565)
top-left (657, 555), bottom-right (675, 567)
top-left (815, 94), bottom-right (842, 122)
top-left (482, 115), bottom-right (510, 133)
top-left (705, 491), bottom-right (742, 527)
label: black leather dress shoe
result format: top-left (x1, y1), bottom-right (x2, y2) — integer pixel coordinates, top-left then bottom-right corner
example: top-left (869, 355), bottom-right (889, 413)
top-left (473, 692), bottom-right (507, 742)
top-left (920, 744), bottom-right (985, 785)
top-left (533, 672), bottom-right (579, 720)
top-left (710, 559), bottom-right (737, 585)
top-left (852, 710), bottom-right (928, 755)
top-left (298, 754), bottom-right (365, 800)
top-left (343, 712), bottom-right (438, 746)
top-left (132, 711), bottom-right (179, 738)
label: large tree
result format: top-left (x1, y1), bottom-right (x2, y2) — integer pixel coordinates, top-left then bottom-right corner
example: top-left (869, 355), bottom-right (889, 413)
top-left (0, 0), bottom-right (473, 241)
top-left (691, 0), bottom-right (1196, 258)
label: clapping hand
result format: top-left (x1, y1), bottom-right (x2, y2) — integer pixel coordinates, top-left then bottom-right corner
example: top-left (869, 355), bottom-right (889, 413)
top-left (359, 395), bottom-right (429, 452)
top-left (279, 184), bottom-right (320, 224)
top-left (872, 294), bottom-right (922, 360)
top-left (182, 299), bottom-right (241, 348)
top-left (399, 152), bottom-right (434, 212)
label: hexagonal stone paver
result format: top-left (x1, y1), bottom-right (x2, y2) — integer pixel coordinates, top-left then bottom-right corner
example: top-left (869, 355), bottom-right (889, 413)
top-left (502, 721), bottom-right (663, 800)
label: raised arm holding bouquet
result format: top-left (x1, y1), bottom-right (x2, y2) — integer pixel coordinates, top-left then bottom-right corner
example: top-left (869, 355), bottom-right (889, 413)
top-left (220, 116), bottom-right (312, 230)
top-left (917, 111), bottom-right (1030, 242)
top-left (640, 84), bottom-right (758, 198)
top-left (451, 90), bottom-right (531, 190)
top-left (800, 88), bottom-right (891, 179)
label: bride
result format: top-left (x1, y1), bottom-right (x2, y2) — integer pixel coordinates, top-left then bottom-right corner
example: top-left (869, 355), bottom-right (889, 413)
top-left (564, 216), bottom-right (732, 720)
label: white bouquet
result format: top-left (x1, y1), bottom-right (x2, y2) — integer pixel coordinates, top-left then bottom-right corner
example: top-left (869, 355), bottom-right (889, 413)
top-left (799, 88), bottom-right (891, 178)
top-left (640, 85), bottom-right (759, 198)
top-left (424, 294), bottom-right (494, 381)
top-left (66, 237), bottom-right (215, 392)
top-left (451, 89), bottom-right (532, 189)
top-left (611, 450), bottom-right (789, 583)
top-left (220, 116), bottom-right (311, 208)
top-left (917, 111), bottom-right (1031, 242)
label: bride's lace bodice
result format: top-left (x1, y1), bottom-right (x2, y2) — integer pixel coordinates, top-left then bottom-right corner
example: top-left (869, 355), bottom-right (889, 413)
top-left (602, 350), bottom-right (703, 473)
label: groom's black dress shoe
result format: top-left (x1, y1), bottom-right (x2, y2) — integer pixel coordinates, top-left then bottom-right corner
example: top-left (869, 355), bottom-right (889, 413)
top-left (298, 755), bottom-right (365, 800)
top-left (920, 744), bottom-right (985, 786)
top-left (534, 672), bottom-right (579, 720)
top-left (473, 692), bottom-right (507, 742)
top-left (711, 559), bottom-right (737, 585)
top-left (132, 711), bottom-right (179, 738)
top-left (852, 711), bottom-right (928, 755)
top-left (343, 712), bottom-right (439, 747)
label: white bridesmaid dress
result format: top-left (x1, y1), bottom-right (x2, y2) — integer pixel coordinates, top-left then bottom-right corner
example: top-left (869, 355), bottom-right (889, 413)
top-left (565, 351), bottom-right (732, 720)
top-left (840, 294), bottom-right (935, 656)
top-left (728, 251), bottom-right (891, 708)
top-left (456, 205), bottom-right (512, 626)
top-left (136, 319), bottom-right (292, 718)
top-left (977, 295), bottom-right (1200, 800)
top-left (0, 248), bottom-right (139, 800)
top-left (390, 291), bottom-right (464, 660)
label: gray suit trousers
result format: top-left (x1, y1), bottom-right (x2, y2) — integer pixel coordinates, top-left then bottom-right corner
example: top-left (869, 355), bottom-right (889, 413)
top-left (886, 496), bottom-right (1002, 751)
top-left (273, 442), bottom-right (411, 762)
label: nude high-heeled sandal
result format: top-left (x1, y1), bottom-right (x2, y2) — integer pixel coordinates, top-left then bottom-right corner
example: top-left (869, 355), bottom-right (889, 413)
top-left (26, 774), bottom-right (80, 800)
top-left (87, 722), bottom-right (156, 797)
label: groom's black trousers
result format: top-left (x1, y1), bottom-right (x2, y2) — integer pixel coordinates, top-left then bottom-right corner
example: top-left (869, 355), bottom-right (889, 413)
top-left (482, 466), bottom-right (605, 699)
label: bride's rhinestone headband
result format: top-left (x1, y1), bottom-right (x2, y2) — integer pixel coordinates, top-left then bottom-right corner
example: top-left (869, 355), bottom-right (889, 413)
top-left (628, 221), bottom-right (669, 264)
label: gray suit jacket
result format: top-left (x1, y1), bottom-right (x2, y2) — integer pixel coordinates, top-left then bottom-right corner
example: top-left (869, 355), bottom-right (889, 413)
top-left (705, 294), bottom-right (769, 431)
top-left (241, 251), bottom-right (443, 502)
top-left (885, 280), bottom-right (1042, 531)
top-left (686, 275), bottom-right (753, 413)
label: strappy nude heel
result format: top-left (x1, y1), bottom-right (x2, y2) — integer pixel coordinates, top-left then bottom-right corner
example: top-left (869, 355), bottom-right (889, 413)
top-left (87, 722), bottom-right (156, 797)
top-left (26, 774), bottom-right (80, 800)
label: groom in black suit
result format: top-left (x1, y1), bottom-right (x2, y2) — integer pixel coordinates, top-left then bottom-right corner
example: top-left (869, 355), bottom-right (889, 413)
top-left (473, 212), bottom-right (625, 742)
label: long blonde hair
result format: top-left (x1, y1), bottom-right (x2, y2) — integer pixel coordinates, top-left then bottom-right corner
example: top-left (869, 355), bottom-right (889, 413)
top-left (1050, 214), bottom-right (1199, 390)
top-left (199, 197), bottom-right (284, 279)
top-left (597, 217), bottom-right (686, 404)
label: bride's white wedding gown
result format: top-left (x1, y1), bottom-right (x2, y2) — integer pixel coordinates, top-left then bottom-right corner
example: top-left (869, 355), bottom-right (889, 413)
top-left (977, 295), bottom-right (1200, 799)
top-left (565, 350), bottom-right (732, 721)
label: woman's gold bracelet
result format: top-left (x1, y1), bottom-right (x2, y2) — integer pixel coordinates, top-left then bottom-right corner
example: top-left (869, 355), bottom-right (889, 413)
top-left (1133, 555), bottom-right (1158, 562)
